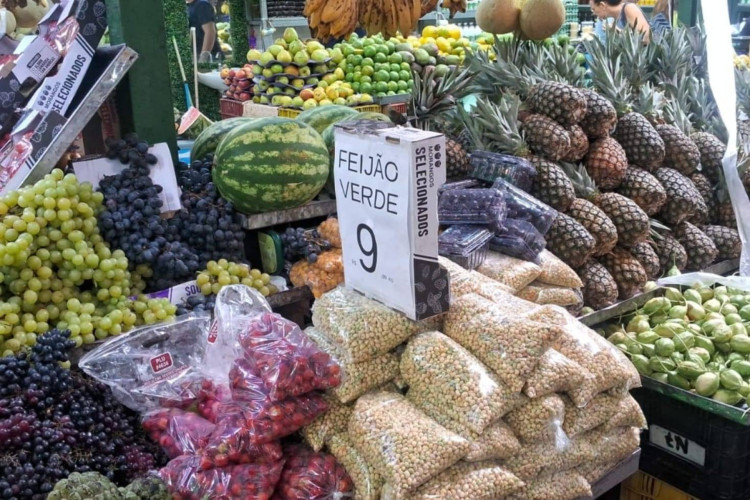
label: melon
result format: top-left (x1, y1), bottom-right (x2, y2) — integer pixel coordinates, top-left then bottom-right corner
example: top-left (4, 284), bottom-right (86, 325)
top-left (476, 0), bottom-right (520, 35)
top-left (212, 117), bottom-right (329, 214)
top-left (519, 0), bottom-right (565, 40)
top-left (295, 104), bottom-right (359, 135)
top-left (191, 117), bottom-right (255, 163)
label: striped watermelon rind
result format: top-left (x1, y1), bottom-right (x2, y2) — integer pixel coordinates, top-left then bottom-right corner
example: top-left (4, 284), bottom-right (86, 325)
top-left (191, 117), bottom-right (255, 163)
top-left (213, 117), bottom-right (329, 214)
top-left (295, 105), bottom-right (359, 135)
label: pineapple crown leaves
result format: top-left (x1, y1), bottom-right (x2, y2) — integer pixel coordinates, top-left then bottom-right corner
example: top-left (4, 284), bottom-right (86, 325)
top-left (559, 161), bottom-right (599, 199)
top-left (647, 27), bottom-right (696, 87)
top-left (631, 83), bottom-right (666, 124)
top-left (407, 64), bottom-right (477, 130)
top-left (649, 219), bottom-right (673, 241)
top-left (458, 95), bottom-right (529, 157)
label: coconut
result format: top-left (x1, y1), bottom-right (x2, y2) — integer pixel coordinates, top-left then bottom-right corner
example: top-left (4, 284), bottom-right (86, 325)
top-left (476, 0), bottom-right (520, 35)
top-left (519, 0), bottom-right (564, 40)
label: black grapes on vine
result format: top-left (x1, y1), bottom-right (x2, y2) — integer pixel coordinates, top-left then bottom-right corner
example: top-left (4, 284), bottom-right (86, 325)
top-left (280, 227), bottom-right (332, 264)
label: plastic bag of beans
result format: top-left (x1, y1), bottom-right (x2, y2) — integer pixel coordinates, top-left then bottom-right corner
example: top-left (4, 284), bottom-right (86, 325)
top-left (476, 251), bottom-right (542, 292)
top-left (562, 393), bottom-right (622, 438)
top-left (301, 394), bottom-right (354, 452)
top-left (142, 408), bottom-right (215, 459)
top-left (602, 395), bottom-right (647, 431)
top-left (158, 455), bottom-right (285, 500)
top-left (404, 461), bottom-right (525, 500)
top-left (504, 394), bottom-right (566, 444)
top-left (402, 331), bottom-right (525, 434)
top-left (328, 433), bottom-right (384, 500)
top-left (271, 444), bottom-right (354, 500)
top-left (444, 294), bottom-right (563, 392)
top-left (576, 460), bottom-right (617, 484)
top-left (536, 250), bottom-right (583, 288)
top-left (523, 349), bottom-right (590, 399)
top-left (290, 258), bottom-right (345, 299)
top-left (504, 431), bottom-right (595, 481)
top-left (517, 282), bottom-right (584, 307)
top-left (318, 217), bottom-right (342, 248)
top-left (304, 327), bottom-right (399, 404)
top-left (312, 287), bottom-right (419, 363)
top-left (348, 391), bottom-right (470, 500)
top-left (507, 471), bottom-right (592, 500)
top-left (578, 426), bottom-right (641, 465)
top-left (417, 399), bottom-right (522, 462)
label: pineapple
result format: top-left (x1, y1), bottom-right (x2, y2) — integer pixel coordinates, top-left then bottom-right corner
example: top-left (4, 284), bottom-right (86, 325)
top-left (675, 222), bottom-right (718, 270)
top-left (566, 198), bottom-right (618, 257)
top-left (521, 114), bottom-right (571, 161)
top-left (713, 193), bottom-right (736, 228)
top-left (652, 232), bottom-right (688, 273)
top-left (528, 157), bottom-right (576, 212)
top-left (689, 172), bottom-right (717, 222)
top-left (691, 131), bottom-right (725, 183)
top-left (630, 241), bottom-right (661, 279)
top-left (616, 167), bottom-right (667, 216)
top-left (584, 137), bottom-right (628, 189)
top-left (545, 213), bottom-right (596, 269)
top-left (445, 137), bottom-right (470, 178)
top-left (562, 125), bottom-right (589, 162)
top-left (613, 113), bottom-right (665, 171)
top-left (578, 260), bottom-right (618, 310)
top-left (578, 89), bottom-right (617, 139)
top-left (656, 124), bottom-right (701, 176)
top-left (702, 225), bottom-right (741, 261)
top-left (599, 247), bottom-right (648, 299)
top-left (526, 81), bottom-right (588, 126)
top-left (565, 165), bottom-right (650, 248)
top-left (653, 167), bottom-right (704, 225)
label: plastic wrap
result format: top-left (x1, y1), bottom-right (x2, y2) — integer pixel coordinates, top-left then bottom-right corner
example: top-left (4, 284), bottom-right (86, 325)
top-left (272, 444), bottom-right (354, 500)
top-left (237, 311), bottom-right (341, 401)
top-left (470, 151), bottom-right (536, 191)
top-left (301, 394), bottom-right (353, 452)
top-left (492, 177), bottom-right (558, 236)
top-left (602, 395), bottom-right (647, 431)
top-left (523, 349), bottom-right (591, 399)
top-left (78, 314), bottom-right (212, 412)
top-left (438, 188), bottom-right (506, 225)
top-left (517, 282), bottom-right (584, 307)
top-left (347, 391), bottom-right (470, 500)
top-left (289, 257), bottom-right (345, 299)
top-left (417, 399), bottom-right (522, 462)
top-left (318, 218), bottom-right (342, 249)
top-left (489, 219), bottom-right (546, 264)
top-left (536, 250), bottom-right (583, 288)
top-left (158, 455), bottom-right (284, 500)
top-left (507, 471), bottom-right (592, 500)
top-left (328, 433), bottom-right (384, 500)
top-left (444, 293), bottom-right (563, 392)
top-left (402, 331), bottom-right (525, 434)
top-left (476, 251), bottom-right (542, 292)
top-left (562, 393), bottom-right (622, 438)
top-left (304, 327), bottom-right (399, 404)
top-left (312, 287), bottom-right (418, 363)
top-left (142, 408), bottom-right (216, 459)
top-left (404, 460), bottom-right (525, 500)
top-left (504, 394), bottom-right (566, 444)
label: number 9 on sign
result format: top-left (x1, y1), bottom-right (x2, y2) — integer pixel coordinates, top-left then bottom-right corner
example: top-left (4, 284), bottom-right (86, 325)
top-left (357, 223), bottom-right (377, 273)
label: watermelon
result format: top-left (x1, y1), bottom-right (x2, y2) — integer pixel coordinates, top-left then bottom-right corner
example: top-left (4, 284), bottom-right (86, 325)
top-left (321, 112), bottom-right (393, 193)
top-left (295, 105), bottom-right (358, 135)
top-left (213, 117), bottom-right (329, 214)
top-left (191, 117), bottom-right (255, 163)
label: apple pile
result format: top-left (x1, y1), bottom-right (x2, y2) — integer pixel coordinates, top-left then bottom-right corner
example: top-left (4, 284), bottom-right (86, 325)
top-left (221, 65), bottom-right (255, 102)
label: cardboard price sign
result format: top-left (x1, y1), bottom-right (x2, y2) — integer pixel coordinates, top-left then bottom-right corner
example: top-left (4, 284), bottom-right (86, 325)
top-left (333, 122), bottom-right (449, 320)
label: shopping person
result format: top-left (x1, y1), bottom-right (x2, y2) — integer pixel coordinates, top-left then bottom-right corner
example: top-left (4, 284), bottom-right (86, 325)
top-left (650, 0), bottom-right (676, 38)
top-left (187, 0), bottom-right (222, 63)
top-left (589, 0), bottom-right (651, 42)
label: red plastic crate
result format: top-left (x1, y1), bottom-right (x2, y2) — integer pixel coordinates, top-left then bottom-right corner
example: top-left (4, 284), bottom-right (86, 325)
top-left (220, 98), bottom-right (244, 119)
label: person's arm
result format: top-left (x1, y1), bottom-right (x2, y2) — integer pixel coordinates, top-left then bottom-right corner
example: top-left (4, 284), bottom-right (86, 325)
top-left (195, 2), bottom-right (218, 60)
top-left (624, 3), bottom-right (651, 42)
top-left (202, 22), bottom-right (217, 53)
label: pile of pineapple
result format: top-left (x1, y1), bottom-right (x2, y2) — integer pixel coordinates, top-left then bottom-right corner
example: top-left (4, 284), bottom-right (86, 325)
top-left (410, 28), bottom-right (746, 312)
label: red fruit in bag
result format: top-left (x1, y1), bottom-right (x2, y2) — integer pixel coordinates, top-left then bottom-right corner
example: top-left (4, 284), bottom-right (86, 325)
top-left (142, 408), bottom-right (215, 459)
top-left (271, 444), bottom-right (354, 500)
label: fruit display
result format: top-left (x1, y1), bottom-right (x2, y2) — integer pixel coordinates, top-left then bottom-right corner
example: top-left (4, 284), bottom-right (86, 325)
top-left (304, 0), bottom-right (423, 40)
top-left (212, 117), bottom-right (329, 214)
top-left (220, 65), bottom-right (255, 101)
top-left (602, 283), bottom-right (750, 406)
top-left (0, 330), bottom-right (168, 498)
top-left (217, 22), bottom-right (232, 54)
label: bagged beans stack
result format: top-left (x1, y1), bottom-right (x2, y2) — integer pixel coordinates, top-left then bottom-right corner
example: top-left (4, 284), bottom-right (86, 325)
top-left (304, 326), bottom-right (400, 403)
top-left (503, 432), bottom-right (596, 480)
top-left (476, 251), bottom-right (542, 292)
top-left (312, 286), bottom-right (419, 363)
top-left (577, 426), bottom-right (641, 466)
top-left (523, 349), bottom-right (590, 399)
top-left (602, 394), bottom-right (647, 431)
top-left (562, 393), bottom-right (622, 438)
top-left (405, 460), bottom-right (524, 500)
top-left (300, 393), bottom-right (353, 452)
top-left (517, 282), bottom-right (584, 308)
top-left (348, 391), bottom-right (470, 499)
top-left (535, 250), bottom-right (584, 288)
top-left (402, 331), bottom-right (524, 434)
top-left (444, 293), bottom-right (563, 392)
top-left (328, 433), bottom-right (384, 500)
top-left (508, 471), bottom-right (592, 500)
top-left (504, 394), bottom-right (566, 444)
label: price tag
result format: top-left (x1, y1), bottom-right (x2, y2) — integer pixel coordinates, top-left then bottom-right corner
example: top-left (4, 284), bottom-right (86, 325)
top-left (649, 424), bottom-right (705, 466)
top-left (333, 123), bottom-right (448, 320)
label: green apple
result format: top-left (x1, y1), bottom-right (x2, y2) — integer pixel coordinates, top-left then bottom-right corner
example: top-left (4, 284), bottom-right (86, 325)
top-left (299, 66), bottom-right (311, 77)
top-left (291, 96), bottom-right (305, 107)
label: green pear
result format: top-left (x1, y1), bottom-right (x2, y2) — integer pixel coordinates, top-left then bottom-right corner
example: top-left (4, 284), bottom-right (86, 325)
top-left (283, 28), bottom-right (299, 44)
top-left (247, 49), bottom-right (263, 61)
top-left (289, 40), bottom-right (305, 56)
top-left (277, 49), bottom-right (292, 63)
top-left (274, 38), bottom-right (288, 49)
top-left (267, 45), bottom-right (283, 57)
top-left (293, 50), bottom-right (310, 65)
top-left (329, 48), bottom-right (344, 64)
top-left (260, 51), bottom-right (275, 65)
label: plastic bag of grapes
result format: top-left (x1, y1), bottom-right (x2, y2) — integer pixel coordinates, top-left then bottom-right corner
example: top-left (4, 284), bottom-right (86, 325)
top-left (79, 313), bottom-right (212, 412)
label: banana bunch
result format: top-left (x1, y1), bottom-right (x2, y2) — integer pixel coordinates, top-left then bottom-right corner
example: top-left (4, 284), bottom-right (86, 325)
top-left (440, 0), bottom-right (466, 18)
top-left (358, 0), bottom-right (421, 38)
top-left (304, 0), bottom-right (359, 40)
top-left (420, 0), bottom-right (439, 17)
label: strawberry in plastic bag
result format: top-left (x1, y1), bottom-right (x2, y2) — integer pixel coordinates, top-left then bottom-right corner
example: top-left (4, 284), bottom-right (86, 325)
top-left (142, 408), bottom-right (215, 459)
top-left (272, 445), bottom-right (354, 500)
top-left (159, 455), bottom-right (284, 500)
top-left (238, 312), bottom-right (341, 401)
